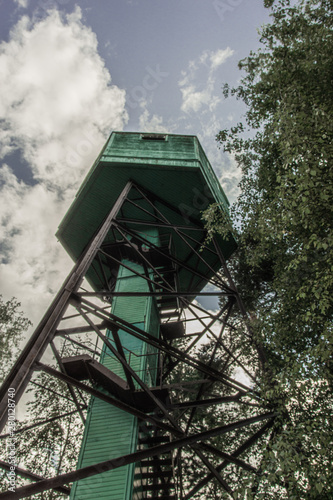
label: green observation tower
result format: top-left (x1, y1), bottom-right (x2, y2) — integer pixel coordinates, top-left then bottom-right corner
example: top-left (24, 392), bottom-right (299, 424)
top-left (0, 131), bottom-right (277, 500)
top-left (57, 132), bottom-right (236, 500)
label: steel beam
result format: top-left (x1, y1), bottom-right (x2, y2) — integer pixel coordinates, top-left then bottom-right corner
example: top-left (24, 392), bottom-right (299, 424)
top-left (77, 290), bottom-right (233, 297)
top-left (76, 306), bottom-right (181, 431)
top-left (0, 181), bottom-right (133, 433)
top-left (36, 362), bottom-right (182, 437)
top-left (193, 447), bottom-right (233, 495)
top-left (114, 221), bottom-right (224, 290)
top-left (0, 413), bottom-right (276, 499)
top-left (129, 186), bottom-right (222, 286)
top-left (0, 461), bottom-right (70, 496)
top-left (78, 296), bottom-right (255, 394)
top-left (0, 179), bottom-right (276, 499)
top-left (0, 407), bottom-right (86, 440)
top-left (116, 217), bottom-right (206, 232)
top-left (169, 393), bottom-right (242, 410)
top-left (184, 419), bottom-right (275, 499)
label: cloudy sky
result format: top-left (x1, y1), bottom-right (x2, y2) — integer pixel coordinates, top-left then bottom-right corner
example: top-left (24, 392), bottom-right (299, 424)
top-left (0, 0), bottom-right (271, 331)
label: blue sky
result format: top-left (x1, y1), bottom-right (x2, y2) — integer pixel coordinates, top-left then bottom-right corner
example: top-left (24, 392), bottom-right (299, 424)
top-left (0, 0), bottom-right (271, 326)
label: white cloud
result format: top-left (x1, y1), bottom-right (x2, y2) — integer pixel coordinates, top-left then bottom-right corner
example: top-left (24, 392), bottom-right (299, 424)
top-left (180, 83), bottom-right (208, 113)
top-left (0, 8), bottom-right (127, 190)
top-left (177, 47), bottom-right (241, 204)
top-left (13, 0), bottom-right (28, 8)
top-left (179, 47), bottom-right (234, 114)
top-left (0, 166), bottom-right (72, 326)
top-left (139, 110), bottom-right (167, 133)
top-left (218, 152), bottom-right (242, 204)
top-left (180, 77), bottom-right (219, 114)
top-left (209, 47), bottom-right (234, 70)
top-left (138, 109), bottom-right (172, 133)
top-left (192, 114), bottom-right (241, 205)
top-left (0, 9), bottom-right (128, 327)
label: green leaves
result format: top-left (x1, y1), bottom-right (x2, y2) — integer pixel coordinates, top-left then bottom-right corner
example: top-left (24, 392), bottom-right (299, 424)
top-left (0, 295), bottom-right (31, 385)
top-left (211, 0), bottom-right (333, 495)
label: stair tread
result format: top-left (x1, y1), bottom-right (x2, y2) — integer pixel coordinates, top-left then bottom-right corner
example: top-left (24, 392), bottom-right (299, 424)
top-left (141, 458), bottom-right (172, 466)
top-left (141, 483), bottom-right (174, 491)
top-left (146, 496), bottom-right (176, 500)
top-left (140, 435), bottom-right (170, 444)
top-left (139, 471), bottom-right (173, 479)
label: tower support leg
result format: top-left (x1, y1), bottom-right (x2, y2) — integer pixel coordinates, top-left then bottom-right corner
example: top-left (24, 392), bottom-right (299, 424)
top-left (0, 182), bottom-right (133, 433)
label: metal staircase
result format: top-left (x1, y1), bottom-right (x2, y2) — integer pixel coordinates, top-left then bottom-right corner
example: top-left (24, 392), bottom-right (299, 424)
top-left (136, 424), bottom-right (177, 499)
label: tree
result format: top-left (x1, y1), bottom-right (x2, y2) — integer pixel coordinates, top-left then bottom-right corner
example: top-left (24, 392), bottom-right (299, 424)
top-left (13, 369), bottom-right (85, 499)
top-left (204, 0), bottom-right (333, 496)
top-left (0, 299), bottom-right (85, 499)
top-left (0, 348), bottom-right (86, 499)
top-left (0, 295), bottom-right (32, 385)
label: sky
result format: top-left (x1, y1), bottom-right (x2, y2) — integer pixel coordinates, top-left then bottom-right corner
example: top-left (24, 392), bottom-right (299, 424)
top-left (0, 0), bottom-right (272, 333)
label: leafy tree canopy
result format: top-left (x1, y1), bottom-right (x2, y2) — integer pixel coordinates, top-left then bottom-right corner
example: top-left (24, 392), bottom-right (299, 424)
top-left (204, 0), bottom-right (333, 496)
top-left (0, 295), bottom-right (31, 385)
top-left (206, 0), bottom-right (332, 376)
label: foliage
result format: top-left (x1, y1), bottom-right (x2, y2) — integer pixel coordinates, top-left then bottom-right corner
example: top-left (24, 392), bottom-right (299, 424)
top-left (0, 295), bottom-right (32, 385)
top-left (213, 0), bottom-right (333, 363)
top-left (169, 317), bottom-right (272, 499)
top-left (204, 0), bottom-right (333, 496)
top-left (0, 327), bottom-right (86, 499)
top-left (12, 370), bottom-right (85, 499)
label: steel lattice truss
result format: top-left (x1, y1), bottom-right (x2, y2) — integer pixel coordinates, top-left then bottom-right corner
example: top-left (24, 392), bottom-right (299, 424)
top-left (0, 181), bottom-right (276, 499)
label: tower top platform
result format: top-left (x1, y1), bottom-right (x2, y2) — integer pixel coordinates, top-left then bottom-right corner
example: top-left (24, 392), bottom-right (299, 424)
top-left (56, 132), bottom-right (237, 292)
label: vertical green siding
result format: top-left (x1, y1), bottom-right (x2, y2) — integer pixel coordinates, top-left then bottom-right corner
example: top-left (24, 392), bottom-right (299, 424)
top-left (71, 230), bottom-right (160, 500)
top-left (69, 398), bottom-right (138, 500)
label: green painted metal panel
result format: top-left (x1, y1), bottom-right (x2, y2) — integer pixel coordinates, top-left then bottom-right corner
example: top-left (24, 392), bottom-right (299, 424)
top-left (71, 231), bottom-right (160, 500)
top-left (110, 260), bottom-right (150, 325)
top-left (56, 132), bottom-right (237, 295)
top-left (70, 397), bottom-right (138, 500)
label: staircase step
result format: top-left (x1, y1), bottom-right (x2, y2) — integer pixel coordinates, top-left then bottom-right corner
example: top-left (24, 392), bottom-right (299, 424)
top-left (141, 458), bottom-right (172, 467)
top-left (141, 483), bottom-right (174, 492)
top-left (145, 495), bottom-right (176, 500)
top-left (160, 321), bottom-right (185, 339)
top-left (157, 298), bottom-right (178, 306)
top-left (160, 311), bottom-right (180, 319)
top-left (62, 355), bottom-right (170, 413)
top-left (140, 470), bottom-right (173, 479)
top-left (140, 435), bottom-right (170, 444)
